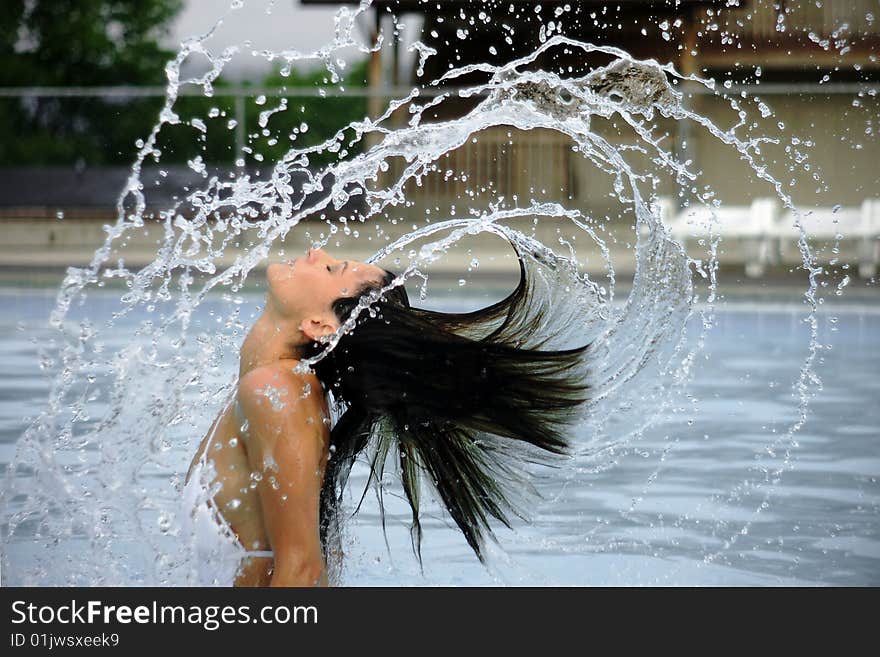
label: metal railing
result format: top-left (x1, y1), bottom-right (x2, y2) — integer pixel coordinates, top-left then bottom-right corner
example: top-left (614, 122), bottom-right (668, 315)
top-left (2, 81), bottom-right (875, 158)
top-left (2, 84), bottom-right (878, 223)
top-left (1, 81), bottom-right (876, 99)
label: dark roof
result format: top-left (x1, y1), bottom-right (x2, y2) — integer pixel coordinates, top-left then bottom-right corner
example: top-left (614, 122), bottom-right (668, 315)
top-left (300, 0), bottom-right (737, 8)
top-left (0, 166), bottom-right (215, 211)
top-left (0, 166), bottom-right (344, 218)
top-left (299, 0), bottom-right (743, 5)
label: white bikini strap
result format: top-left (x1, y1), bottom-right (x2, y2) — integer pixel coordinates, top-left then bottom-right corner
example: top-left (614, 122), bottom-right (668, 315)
top-left (243, 550), bottom-right (274, 558)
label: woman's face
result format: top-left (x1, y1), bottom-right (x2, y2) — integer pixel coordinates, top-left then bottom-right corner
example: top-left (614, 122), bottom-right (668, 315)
top-left (266, 247), bottom-right (385, 337)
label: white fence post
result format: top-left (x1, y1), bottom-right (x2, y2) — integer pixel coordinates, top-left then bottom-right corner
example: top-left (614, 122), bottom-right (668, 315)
top-left (745, 197), bottom-right (780, 278)
top-left (859, 199), bottom-right (880, 279)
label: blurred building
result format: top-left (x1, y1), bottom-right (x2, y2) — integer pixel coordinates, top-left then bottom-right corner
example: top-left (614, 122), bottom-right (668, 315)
top-left (302, 0), bottom-right (880, 277)
top-left (1, 1), bottom-right (877, 279)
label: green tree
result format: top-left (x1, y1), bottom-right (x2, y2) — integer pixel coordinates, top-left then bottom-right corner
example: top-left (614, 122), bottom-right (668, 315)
top-left (242, 59), bottom-right (370, 169)
top-left (151, 60), bottom-right (370, 169)
top-left (0, 1), bottom-right (370, 169)
top-left (0, 0), bottom-right (183, 165)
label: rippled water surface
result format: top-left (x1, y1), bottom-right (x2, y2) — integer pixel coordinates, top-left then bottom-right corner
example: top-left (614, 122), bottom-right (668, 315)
top-left (2, 289), bottom-right (876, 586)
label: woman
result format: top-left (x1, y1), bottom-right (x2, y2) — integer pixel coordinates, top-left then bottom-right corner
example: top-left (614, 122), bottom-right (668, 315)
top-left (182, 244), bottom-right (590, 587)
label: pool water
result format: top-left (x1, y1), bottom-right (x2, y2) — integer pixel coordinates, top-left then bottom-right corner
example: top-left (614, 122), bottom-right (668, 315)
top-left (1, 289), bottom-right (877, 586)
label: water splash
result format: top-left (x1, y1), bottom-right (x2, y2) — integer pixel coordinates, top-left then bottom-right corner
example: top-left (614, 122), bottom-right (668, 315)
top-left (1, 1), bottom-right (829, 585)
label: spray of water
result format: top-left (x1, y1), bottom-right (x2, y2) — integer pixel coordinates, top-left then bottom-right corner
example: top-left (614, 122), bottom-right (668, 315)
top-left (0, 1), bottom-right (828, 585)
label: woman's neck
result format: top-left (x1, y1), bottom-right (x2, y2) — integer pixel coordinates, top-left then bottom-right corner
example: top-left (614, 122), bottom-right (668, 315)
top-left (239, 305), bottom-right (305, 377)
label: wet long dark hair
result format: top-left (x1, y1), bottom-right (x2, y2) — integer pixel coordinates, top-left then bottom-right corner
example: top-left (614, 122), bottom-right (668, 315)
top-left (302, 250), bottom-right (591, 568)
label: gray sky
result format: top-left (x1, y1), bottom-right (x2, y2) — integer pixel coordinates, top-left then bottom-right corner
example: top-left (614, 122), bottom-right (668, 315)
top-left (168, 0), bottom-right (359, 79)
top-left (166, 0), bottom-right (419, 81)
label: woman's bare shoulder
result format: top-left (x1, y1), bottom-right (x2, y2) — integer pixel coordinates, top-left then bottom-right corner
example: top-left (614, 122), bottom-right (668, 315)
top-left (236, 361), bottom-right (329, 460)
top-left (237, 360), bottom-right (323, 414)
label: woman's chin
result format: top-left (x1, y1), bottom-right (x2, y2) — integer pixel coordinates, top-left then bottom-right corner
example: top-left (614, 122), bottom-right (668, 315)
top-left (266, 261), bottom-right (294, 281)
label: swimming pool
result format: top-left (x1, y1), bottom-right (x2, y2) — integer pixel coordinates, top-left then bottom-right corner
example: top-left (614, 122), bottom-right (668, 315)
top-left (1, 288), bottom-right (877, 586)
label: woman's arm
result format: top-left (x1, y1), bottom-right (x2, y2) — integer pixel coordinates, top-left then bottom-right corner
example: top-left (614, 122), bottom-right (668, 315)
top-left (237, 364), bottom-right (330, 587)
